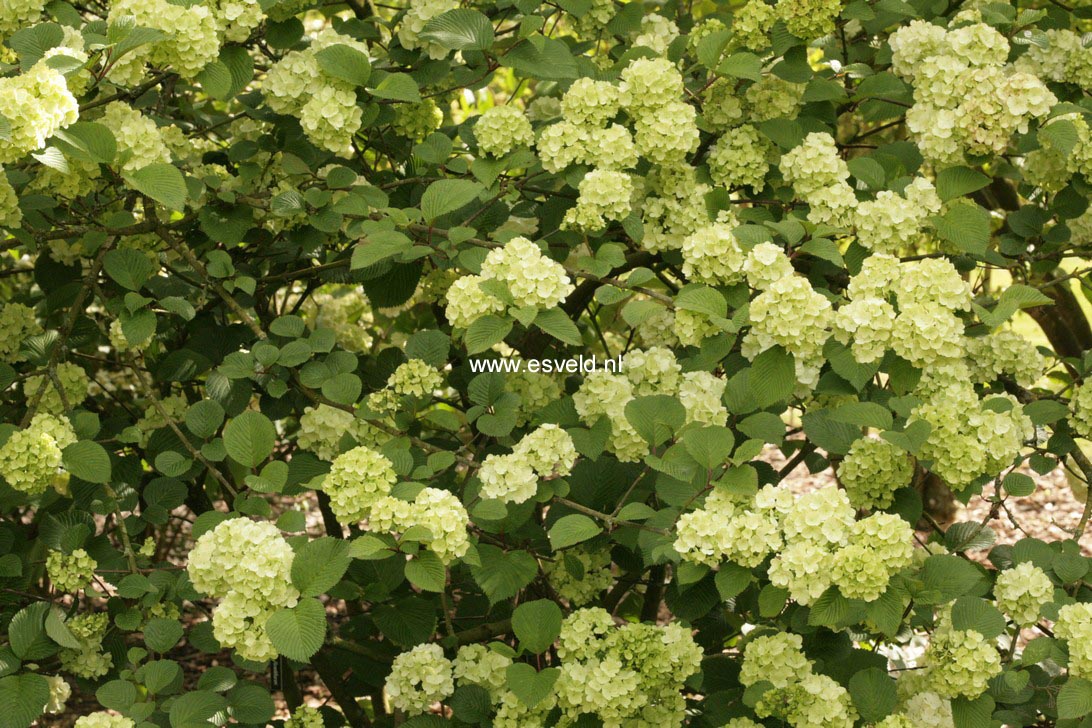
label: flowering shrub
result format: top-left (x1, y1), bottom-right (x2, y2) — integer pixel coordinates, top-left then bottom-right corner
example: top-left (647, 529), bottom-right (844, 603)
top-left (3, 0), bottom-right (1092, 725)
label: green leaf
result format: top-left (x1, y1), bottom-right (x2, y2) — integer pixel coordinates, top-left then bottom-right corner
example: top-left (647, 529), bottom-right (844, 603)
top-left (548, 513), bottom-right (601, 549)
top-left (750, 346), bottom-right (795, 407)
top-left (933, 202), bottom-right (990, 256)
top-left (830, 402), bottom-right (893, 430)
top-left (848, 667), bottom-right (897, 722)
top-left (714, 563), bottom-right (753, 599)
top-left (420, 9), bottom-right (495, 50)
top-left (471, 544), bottom-right (537, 603)
top-left (351, 230), bottom-right (411, 270)
top-left (847, 157), bottom-right (885, 190)
top-left (950, 597), bottom-right (1006, 639)
top-left (223, 411), bottom-right (276, 468)
top-left (936, 167), bottom-right (991, 201)
top-left (920, 554), bottom-right (986, 604)
top-left (465, 314), bottom-right (511, 353)
top-left (61, 441), bottom-right (111, 483)
top-left (0, 674), bottom-right (49, 728)
top-left (534, 308), bottom-right (581, 345)
top-left (315, 43), bottom-right (371, 86)
top-left (951, 695), bottom-right (995, 728)
top-left (227, 683), bottom-right (275, 723)
top-left (675, 284), bottom-right (727, 318)
top-left (96, 680), bottom-right (138, 712)
top-left (625, 394), bottom-right (686, 446)
top-left (405, 551), bottom-right (447, 592)
top-left (51, 121), bottom-right (116, 164)
top-left (291, 537), bottom-right (352, 597)
top-left (10, 603), bottom-right (51, 660)
top-left (506, 663), bottom-right (559, 708)
top-left (124, 163), bottom-right (188, 210)
top-left (716, 52), bottom-right (762, 81)
top-left (169, 690), bottom-right (228, 728)
top-left (373, 597), bottom-right (437, 646)
top-left (421, 179), bottom-right (484, 221)
top-left (104, 248), bottom-right (155, 291)
top-left (185, 400), bottom-right (225, 439)
top-left (880, 419), bottom-right (932, 456)
top-left (368, 72), bottom-right (421, 102)
top-left (1058, 677), bottom-right (1092, 719)
top-left (512, 600), bottom-right (563, 654)
top-left (266, 598), bottom-right (327, 662)
top-left (145, 618), bottom-right (184, 652)
top-left (1022, 399), bottom-right (1067, 426)
top-left (197, 46), bottom-right (253, 100)
top-left (681, 426), bottom-right (735, 470)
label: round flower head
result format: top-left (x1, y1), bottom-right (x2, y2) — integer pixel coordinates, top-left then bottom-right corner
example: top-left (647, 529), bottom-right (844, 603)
top-left (476, 105), bottom-right (534, 157)
top-left (322, 445), bottom-right (398, 524)
top-left (385, 643), bottom-right (455, 715)
top-left (994, 562), bottom-right (1053, 626)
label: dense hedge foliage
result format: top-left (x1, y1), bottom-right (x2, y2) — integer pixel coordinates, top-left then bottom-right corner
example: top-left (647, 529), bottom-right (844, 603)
top-left (3, 0), bottom-right (1092, 724)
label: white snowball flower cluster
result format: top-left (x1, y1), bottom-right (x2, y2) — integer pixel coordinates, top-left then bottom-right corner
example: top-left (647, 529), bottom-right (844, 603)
top-left (890, 20), bottom-right (1056, 165)
top-left (830, 513), bottom-right (915, 601)
top-left (837, 254), bottom-right (970, 369)
top-left (393, 99), bottom-right (444, 141)
top-left (1017, 29), bottom-right (1092, 89)
top-left (74, 714), bottom-right (135, 728)
top-left (385, 643), bottom-right (455, 714)
top-left (107, 0), bottom-right (221, 80)
top-left (284, 706), bottom-right (324, 728)
top-left (837, 437), bottom-right (914, 510)
top-left (1056, 602), bottom-right (1092, 677)
top-left (0, 62), bottom-right (79, 165)
top-left (475, 105), bottom-right (534, 157)
top-left (322, 445), bottom-right (398, 523)
top-left (446, 237), bottom-right (573, 328)
top-left (742, 631), bottom-right (857, 728)
top-left (573, 347), bottom-right (689, 461)
top-left (545, 545), bottom-right (614, 604)
top-left (707, 124), bottom-right (773, 190)
top-left (59, 613), bottom-right (113, 678)
top-left (369, 359), bottom-right (443, 413)
top-left (678, 370), bottom-right (729, 426)
top-left (745, 76), bottom-right (805, 122)
top-left (44, 675), bottom-right (70, 714)
top-left (780, 132), bottom-right (855, 227)
top-left (479, 424), bottom-right (576, 503)
top-left (994, 562), bottom-right (1054, 626)
top-left (744, 242), bottom-right (795, 290)
top-left (0, 0), bottom-right (46, 38)
top-left (675, 485), bottom-right (788, 567)
top-left (640, 165), bottom-right (712, 253)
top-left (911, 382), bottom-right (1033, 488)
top-left (453, 643), bottom-right (512, 698)
top-left (264, 29), bottom-right (370, 155)
top-left (0, 303), bottom-right (41, 362)
top-left (1070, 381), bottom-right (1092, 439)
top-left (633, 13), bottom-right (679, 54)
top-left (552, 608), bottom-right (703, 726)
top-left (100, 102), bottom-right (172, 173)
top-left (776, 0), bottom-right (844, 40)
top-left (966, 329), bottom-right (1046, 388)
top-left (23, 361), bottom-right (90, 415)
top-left (563, 169), bottom-right (636, 232)
top-left (0, 169), bottom-right (21, 231)
top-left (922, 627), bottom-right (1002, 698)
top-left (854, 179), bottom-right (942, 253)
top-left (187, 518), bottom-right (299, 662)
top-left (771, 487), bottom-right (914, 604)
top-left (0, 413), bottom-right (76, 496)
top-left (371, 487), bottom-right (470, 563)
top-left (681, 218), bottom-right (746, 285)
top-left (46, 548), bottom-right (97, 592)
top-left (742, 273), bottom-right (833, 391)
top-left (313, 288), bottom-right (374, 352)
top-left (397, 0), bottom-right (458, 59)
top-left (297, 404), bottom-right (384, 462)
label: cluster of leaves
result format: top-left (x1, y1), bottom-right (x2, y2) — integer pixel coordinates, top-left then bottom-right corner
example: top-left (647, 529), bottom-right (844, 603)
top-left (2, 0), bottom-right (1092, 725)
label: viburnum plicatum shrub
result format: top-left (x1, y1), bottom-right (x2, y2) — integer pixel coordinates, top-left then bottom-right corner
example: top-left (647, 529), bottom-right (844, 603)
top-left (5, 0), bottom-right (1092, 726)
